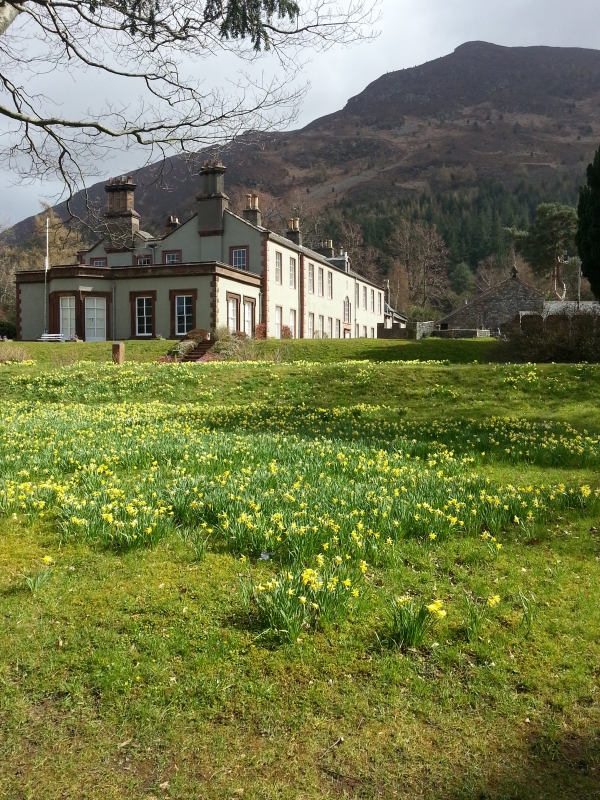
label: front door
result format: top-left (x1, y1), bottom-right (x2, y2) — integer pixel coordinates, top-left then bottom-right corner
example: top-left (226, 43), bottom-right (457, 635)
top-left (85, 296), bottom-right (107, 342)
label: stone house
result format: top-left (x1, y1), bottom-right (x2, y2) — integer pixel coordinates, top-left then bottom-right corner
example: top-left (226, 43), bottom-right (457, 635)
top-left (16, 161), bottom-right (385, 341)
top-left (435, 270), bottom-right (543, 334)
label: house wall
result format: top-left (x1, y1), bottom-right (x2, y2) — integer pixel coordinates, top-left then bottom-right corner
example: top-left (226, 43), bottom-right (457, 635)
top-left (441, 278), bottom-right (543, 332)
top-left (216, 275), bottom-right (261, 333)
top-left (17, 282), bottom-right (47, 341)
top-left (266, 239), bottom-right (303, 337)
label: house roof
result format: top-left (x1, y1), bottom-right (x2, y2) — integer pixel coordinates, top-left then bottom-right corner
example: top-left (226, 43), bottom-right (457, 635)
top-left (438, 272), bottom-right (543, 324)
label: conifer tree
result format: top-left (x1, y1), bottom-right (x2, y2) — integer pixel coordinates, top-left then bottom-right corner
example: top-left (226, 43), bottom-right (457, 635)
top-left (576, 146), bottom-right (600, 299)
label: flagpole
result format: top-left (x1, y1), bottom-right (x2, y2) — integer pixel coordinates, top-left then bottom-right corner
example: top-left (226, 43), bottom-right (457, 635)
top-left (43, 216), bottom-right (49, 335)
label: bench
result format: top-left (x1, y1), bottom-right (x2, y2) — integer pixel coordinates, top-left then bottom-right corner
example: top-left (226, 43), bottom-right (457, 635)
top-left (37, 333), bottom-right (64, 342)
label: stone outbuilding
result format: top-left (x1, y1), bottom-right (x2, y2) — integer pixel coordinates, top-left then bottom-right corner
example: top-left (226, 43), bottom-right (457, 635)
top-left (435, 270), bottom-right (543, 334)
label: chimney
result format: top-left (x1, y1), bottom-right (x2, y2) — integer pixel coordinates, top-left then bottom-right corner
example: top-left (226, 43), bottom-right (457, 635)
top-left (165, 215), bottom-right (179, 235)
top-left (104, 175), bottom-right (140, 244)
top-left (196, 159), bottom-right (229, 235)
top-left (286, 217), bottom-right (302, 246)
top-left (242, 192), bottom-right (262, 227)
top-left (313, 239), bottom-right (335, 258)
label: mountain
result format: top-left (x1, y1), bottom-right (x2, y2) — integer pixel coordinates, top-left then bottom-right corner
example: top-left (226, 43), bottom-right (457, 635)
top-left (9, 41), bottom-right (600, 243)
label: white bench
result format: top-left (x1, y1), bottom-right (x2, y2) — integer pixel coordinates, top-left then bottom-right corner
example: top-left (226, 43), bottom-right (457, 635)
top-left (37, 333), bottom-right (64, 342)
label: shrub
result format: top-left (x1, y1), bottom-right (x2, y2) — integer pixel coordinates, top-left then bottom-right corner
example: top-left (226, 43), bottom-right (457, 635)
top-left (281, 325), bottom-right (293, 339)
top-left (184, 327), bottom-right (210, 342)
top-left (254, 323), bottom-right (267, 339)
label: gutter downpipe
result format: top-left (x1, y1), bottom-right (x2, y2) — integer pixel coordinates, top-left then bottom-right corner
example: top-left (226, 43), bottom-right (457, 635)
top-left (112, 282), bottom-right (116, 340)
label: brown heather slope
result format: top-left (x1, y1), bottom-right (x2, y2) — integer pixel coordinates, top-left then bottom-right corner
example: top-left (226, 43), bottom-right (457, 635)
top-left (9, 41), bottom-right (600, 240)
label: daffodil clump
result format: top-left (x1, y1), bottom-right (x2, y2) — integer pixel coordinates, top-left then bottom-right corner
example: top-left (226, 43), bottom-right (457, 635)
top-left (0, 396), bottom-right (598, 642)
top-left (385, 595), bottom-right (447, 650)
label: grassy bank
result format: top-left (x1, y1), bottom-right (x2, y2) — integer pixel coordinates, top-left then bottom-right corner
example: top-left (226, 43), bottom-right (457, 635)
top-left (1, 359), bottom-right (599, 799)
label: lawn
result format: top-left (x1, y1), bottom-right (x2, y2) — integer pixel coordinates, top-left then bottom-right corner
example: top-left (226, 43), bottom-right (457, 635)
top-left (1, 352), bottom-right (600, 799)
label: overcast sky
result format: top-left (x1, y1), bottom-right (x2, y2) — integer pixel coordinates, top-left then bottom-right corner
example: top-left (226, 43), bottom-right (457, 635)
top-left (2, 0), bottom-right (600, 225)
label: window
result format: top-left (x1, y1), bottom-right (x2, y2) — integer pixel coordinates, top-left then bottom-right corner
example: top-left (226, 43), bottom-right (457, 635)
top-left (327, 317), bottom-right (333, 338)
top-left (60, 296), bottom-right (76, 339)
top-left (231, 247), bottom-right (248, 271)
top-left (136, 297), bottom-right (153, 336)
top-left (371, 327), bottom-right (375, 338)
top-left (355, 323), bottom-right (359, 338)
top-left (275, 306), bottom-right (282, 338)
top-left (228, 296), bottom-right (239, 333)
top-left (363, 285), bottom-right (367, 310)
top-left (370, 289), bottom-right (375, 312)
top-left (275, 251), bottom-right (282, 284)
top-left (244, 300), bottom-right (254, 337)
top-left (343, 297), bottom-right (351, 324)
top-left (318, 315), bottom-right (324, 338)
top-left (164, 251), bottom-right (181, 265)
top-left (289, 257), bottom-right (296, 289)
top-left (289, 309), bottom-right (296, 339)
top-left (175, 295), bottom-right (193, 336)
top-left (335, 319), bottom-right (341, 338)
top-left (91, 258), bottom-right (107, 267)
top-left (318, 267), bottom-right (324, 297)
top-left (355, 284), bottom-right (359, 307)
top-left (85, 297), bottom-right (106, 342)
top-left (327, 272), bottom-right (333, 300)
top-left (378, 292), bottom-right (382, 315)
top-left (136, 254), bottom-right (152, 266)
top-left (308, 312), bottom-right (314, 338)
top-left (363, 325), bottom-right (367, 338)
top-left (308, 263), bottom-right (314, 293)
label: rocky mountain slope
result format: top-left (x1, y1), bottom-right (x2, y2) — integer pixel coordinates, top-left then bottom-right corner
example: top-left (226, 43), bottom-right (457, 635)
top-left (10, 41), bottom-right (600, 242)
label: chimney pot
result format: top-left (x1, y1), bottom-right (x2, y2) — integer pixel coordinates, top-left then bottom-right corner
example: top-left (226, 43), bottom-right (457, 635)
top-left (252, 193), bottom-right (259, 210)
top-left (245, 194), bottom-right (252, 209)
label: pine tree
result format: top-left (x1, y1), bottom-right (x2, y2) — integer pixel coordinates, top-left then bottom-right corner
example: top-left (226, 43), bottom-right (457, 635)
top-left (576, 146), bottom-right (600, 299)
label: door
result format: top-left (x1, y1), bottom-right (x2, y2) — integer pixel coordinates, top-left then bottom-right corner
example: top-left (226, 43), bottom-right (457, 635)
top-left (85, 296), bottom-right (106, 342)
top-left (60, 296), bottom-right (76, 339)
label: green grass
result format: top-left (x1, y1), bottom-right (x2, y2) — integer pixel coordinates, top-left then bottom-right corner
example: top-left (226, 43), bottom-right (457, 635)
top-left (1, 357), bottom-right (600, 799)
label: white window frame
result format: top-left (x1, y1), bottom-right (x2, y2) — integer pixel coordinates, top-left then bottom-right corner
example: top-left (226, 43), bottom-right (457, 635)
top-left (289, 309), bottom-right (296, 339)
top-left (371, 327), bottom-right (375, 338)
top-left (343, 297), bottom-right (351, 325)
top-left (60, 296), bottom-right (76, 339)
top-left (355, 284), bottom-right (359, 307)
top-left (327, 317), bottom-right (333, 338)
top-left (335, 319), bottom-right (341, 338)
top-left (232, 248), bottom-right (248, 271)
top-left (165, 252), bottom-right (181, 265)
top-left (227, 297), bottom-right (238, 333)
top-left (275, 251), bottom-right (282, 284)
top-left (289, 258), bottom-right (296, 289)
top-left (370, 289), bottom-right (375, 313)
top-left (318, 267), bottom-right (324, 297)
top-left (275, 305), bottom-right (282, 339)
top-left (327, 272), bottom-right (333, 300)
top-left (136, 296), bottom-right (153, 337)
top-left (308, 263), bottom-right (314, 293)
top-left (378, 292), bottom-right (382, 315)
top-left (318, 315), bottom-right (324, 338)
top-left (363, 325), bottom-right (367, 338)
top-left (355, 323), bottom-right (359, 338)
top-left (363, 285), bottom-right (367, 310)
top-left (308, 312), bottom-right (314, 338)
top-left (175, 295), bottom-right (193, 336)
top-left (244, 301), bottom-right (253, 337)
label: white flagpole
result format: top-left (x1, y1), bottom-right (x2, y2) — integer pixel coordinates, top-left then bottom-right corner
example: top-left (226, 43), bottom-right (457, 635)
top-left (43, 216), bottom-right (49, 335)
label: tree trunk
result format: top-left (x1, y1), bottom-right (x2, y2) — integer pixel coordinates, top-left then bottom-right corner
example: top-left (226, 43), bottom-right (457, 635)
top-left (0, 2), bottom-right (23, 36)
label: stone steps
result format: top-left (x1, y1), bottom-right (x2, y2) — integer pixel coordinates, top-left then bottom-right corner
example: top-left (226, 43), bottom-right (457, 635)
top-left (181, 341), bottom-right (213, 362)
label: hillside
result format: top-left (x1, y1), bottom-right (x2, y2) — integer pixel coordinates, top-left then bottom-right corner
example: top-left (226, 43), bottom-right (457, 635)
top-left (9, 41), bottom-right (600, 244)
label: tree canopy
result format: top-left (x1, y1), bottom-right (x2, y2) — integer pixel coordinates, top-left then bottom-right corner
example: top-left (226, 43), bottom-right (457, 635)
top-left (512, 203), bottom-right (577, 299)
top-left (576, 145), bottom-right (600, 299)
top-left (0, 0), bottom-right (376, 201)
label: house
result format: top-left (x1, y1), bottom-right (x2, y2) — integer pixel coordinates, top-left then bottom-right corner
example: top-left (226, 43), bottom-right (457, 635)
top-left (435, 269), bottom-right (543, 334)
top-left (16, 161), bottom-right (385, 342)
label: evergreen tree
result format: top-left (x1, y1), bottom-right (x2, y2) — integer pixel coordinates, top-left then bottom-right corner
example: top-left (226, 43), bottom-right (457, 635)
top-left (576, 146), bottom-right (600, 299)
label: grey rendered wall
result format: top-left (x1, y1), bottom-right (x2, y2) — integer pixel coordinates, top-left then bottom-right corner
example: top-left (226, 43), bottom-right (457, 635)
top-left (18, 282), bottom-right (46, 340)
